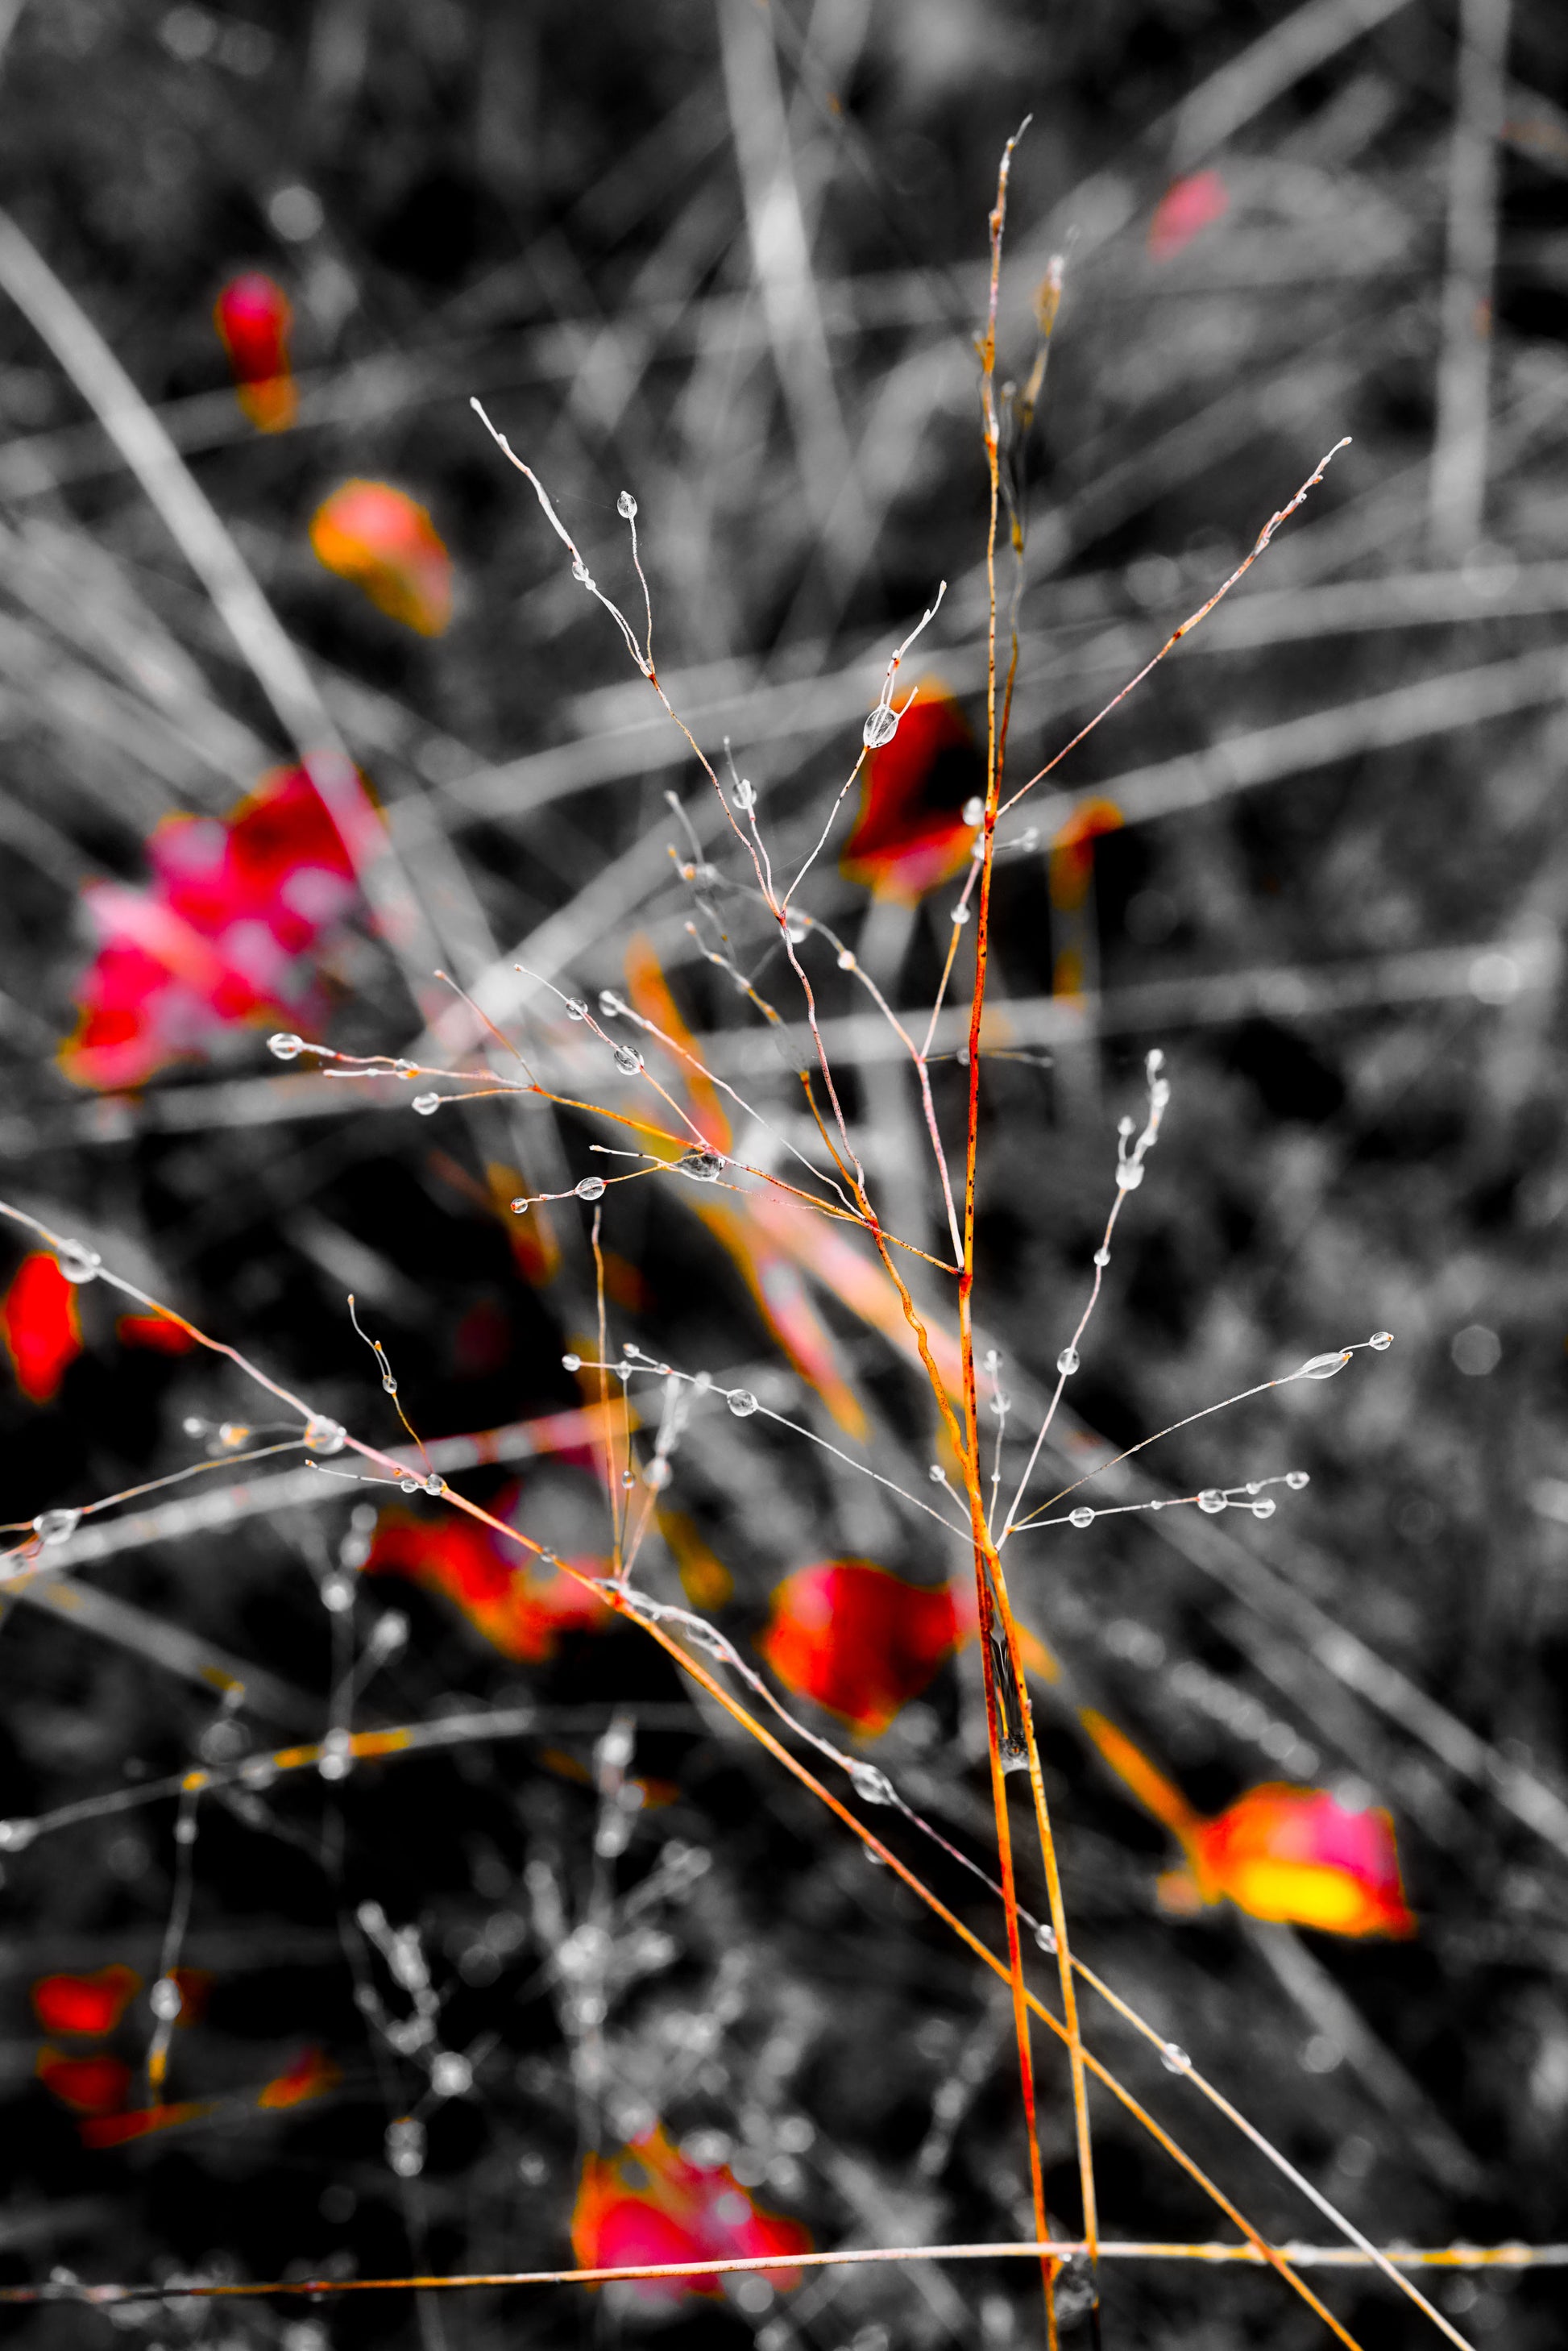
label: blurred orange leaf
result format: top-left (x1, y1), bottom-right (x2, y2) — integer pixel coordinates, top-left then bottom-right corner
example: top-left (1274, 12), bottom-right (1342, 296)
top-left (258, 2044), bottom-right (339, 2109)
top-left (311, 480), bottom-right (452, 636)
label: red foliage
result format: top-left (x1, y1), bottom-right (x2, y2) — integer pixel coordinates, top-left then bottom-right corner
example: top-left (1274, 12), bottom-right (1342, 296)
top-left (572, 2122), bottom-right (811, 2302)
top-left (117, 1313), bottom-right (197, 1355)
top-left (840, 683), bottom-right (982, 903)
top-left (258, 2045), bottom-right (339, 2109)
top-left (1189, 1784), bottom-right (1416, 1938)
top-left (31, 1964), bottom-right (141, 2037)
top-left (37, 2049), bottom-right (131, 2116)
top-left (61, 765), bottom-right (362, 1091)
top-left (80, 2099), bottom-right (210, 2150)
top-left (2, 1252), bottom-right (83, 1404)
top-left (364, 1491), bottom-right (612, 1661)
top-left (759, 1560), bottom-right (959, 1736)
top-left (213, 272), bottom-right (297, 431)
top-left (1147, 169), bottom-right (1229, 260)
top-left (310, 480), bottom-right (453, 636)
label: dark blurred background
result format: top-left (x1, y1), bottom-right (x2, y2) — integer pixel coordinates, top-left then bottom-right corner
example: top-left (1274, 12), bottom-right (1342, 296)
top-left (2, 2), bottom-right (1567, 2345)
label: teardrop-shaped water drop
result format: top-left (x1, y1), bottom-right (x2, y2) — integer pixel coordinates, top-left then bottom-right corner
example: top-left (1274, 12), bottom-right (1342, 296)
top-left (1298, 1352), bottom-right (1349, 1381)
top-left (1056, 1345), bottom-right (1080, 1377)
top-left (1197, 1489), bottom-right (1226, 1515)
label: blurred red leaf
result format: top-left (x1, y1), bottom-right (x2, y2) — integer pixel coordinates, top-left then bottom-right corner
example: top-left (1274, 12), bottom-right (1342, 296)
top-left (117, 1312), bottom-right (197, 1355)
top-left (1147, 169), bottom-right (1229, 259)
top-left (31, 1964), bottom-right (140, 2037)
top-left (2, 1252), bottom-right (83, 1404)
top-left (214, 271), bottom-right (297, 432)
top-left (37, 2049), bottom-right (131, 2116)
top-left (310, 480), bottom-right (453, 636)
top-left (61, 766), bottom-right (362, 1091)
top-left (840, 683), bottom-right (982, 903)
top-left (572, 2122), bottom-right (810, 2301)
top-left (760, 1560), bottom-right (959, 1736)
top-left (365, 1493), bottom-right (612, 1661)
top-left (81, 2098), bottom-right (212, 2149)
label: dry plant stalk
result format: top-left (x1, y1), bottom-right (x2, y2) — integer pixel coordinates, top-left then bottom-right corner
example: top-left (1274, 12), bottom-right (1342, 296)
top-left (0, 132), bottom-right (1506, 2351)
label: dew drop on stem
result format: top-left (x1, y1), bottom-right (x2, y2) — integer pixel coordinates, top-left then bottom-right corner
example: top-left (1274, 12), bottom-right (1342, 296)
top-left (727, 1389), bottom-right (758, 1418)
top-left (1197, 1489), bottom-right (1226, 1514)
top-left (1299, 1351), bottom-right (1350, 1381)
top-left (562, 1353), bottom-right (581, 1372)
top-left (1285, 1471), bottom-right (1309, 1490)
top-left (1069, 1506), bottom-right (1094, 1529)
top-left (1056, 1345), bottom-right (1080, 1376)
top-left (268, 1032), bottom-right (304, 1061)
top-left (1370, 1330), bottom-right (1394, 1351)
top-left (566, 999), bottom-right (587, 1022)
top-left (56, 1241), bottom-right (101, 1284)
top-left (31, 1508), bottom-right (81, 1545)
top-left (412, 1093), bottom-right (441, 1115)
top-left (612, 1045), bottom-right (644, 1075)
top-left (575, 1176), bottom-right (606, 1202)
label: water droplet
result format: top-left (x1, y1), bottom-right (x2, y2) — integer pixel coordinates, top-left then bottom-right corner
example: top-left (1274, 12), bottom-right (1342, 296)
top-left (951, 903), bottom-right (971, 924)
top-left (431, 2050), bottom-right (473, 2099)
top-left (305, 1416), bottom-right (346, 1456)
top-left (646, 1457), bottom-right (671, 1490)
top-left (31, 1508), bottom-right (81, 1546)
top-left (182, 1415), bottom-right (208, 1438)
top-left (1369, 1330), bottom-right (1393, 1352)
top-left (599, 991), bottom-right (624, 1018)
top-left (727, 1389), bottom-right (758, 1418)
top-left (1114, 1161), bottom-right (1145, 1192)
top-left (318, 1728), bottom-right (353, 1782)
top-left (386, 2116), bottom-right (425, 2178)
top-left (621, 1469), bottom-right (637, 1488)
top-left (321, 1575), bottom-right (355, 1613)
top-left (1251, 1497), bottom-right (1276, 1520)
top-left (612, 1045), bottom-right (644, 1076)
top-left (961, 796), bottom-right (985, 825)
top-left (1034, 1921), bottom-right (1057, 1954)
top-left (1298, 1352), bottom-right (1349, 1381)
top-left (1285, 1471), bottom-right (1309, 1490)
top-left (423, 1473), bottom-right (446, 1497)
top-left (616, 490), bottom-right (637, 521)
top-left (1148, 1498), bottom-right (1164, 1512)
top-left (863, 703), bottom-right (899, 749)
top-left (1093, 1246), bottom-right (1110, 1267)
top-left (398, 1477), bottom-right (419, 1494)
top-left (1069, 1506), bottom-right (1094, 1530)
top-left (0, 1817), bottom-right (37, 1852)
top-left (562, 1353), bottom-right (582, 1372)
top-left (381, 1375), bottom-right (398, 1397)
top-left (1160, 2042), bottom-right (1192, 2074)
top-left (566, 999), bottom-right (587, 1022)
top-left (268, 1032), bottom-right (304, 1061)
top-left (848, 1763), bottom-right (895, 1806)
top-left (678, 1147), bottom-right (724, 1182)
top-left (928, 1464), bottom-right (948, 1484)
top-left (412, 1093), bottom-right (441, 1115)
top-left (1056, 1345), bottom-right (1081, 1377)
top-left (1197, 1489), bottom-right (1226, 1515)
top-left (149, 1975), bottom-right (181, 2021)
top-left (575, 1177), bottom-right (606, 1202)
top-left (56, 1241), bottom-right (101, 1285)
top-left (836, 949), bottom-right (857, 971)
top-left (372, 1612), bottom-right (408, 1654)
top-left (863, 1844), bottom-right (887, 1866)
top-left (510, 1195), bottom-right (530, 1215)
